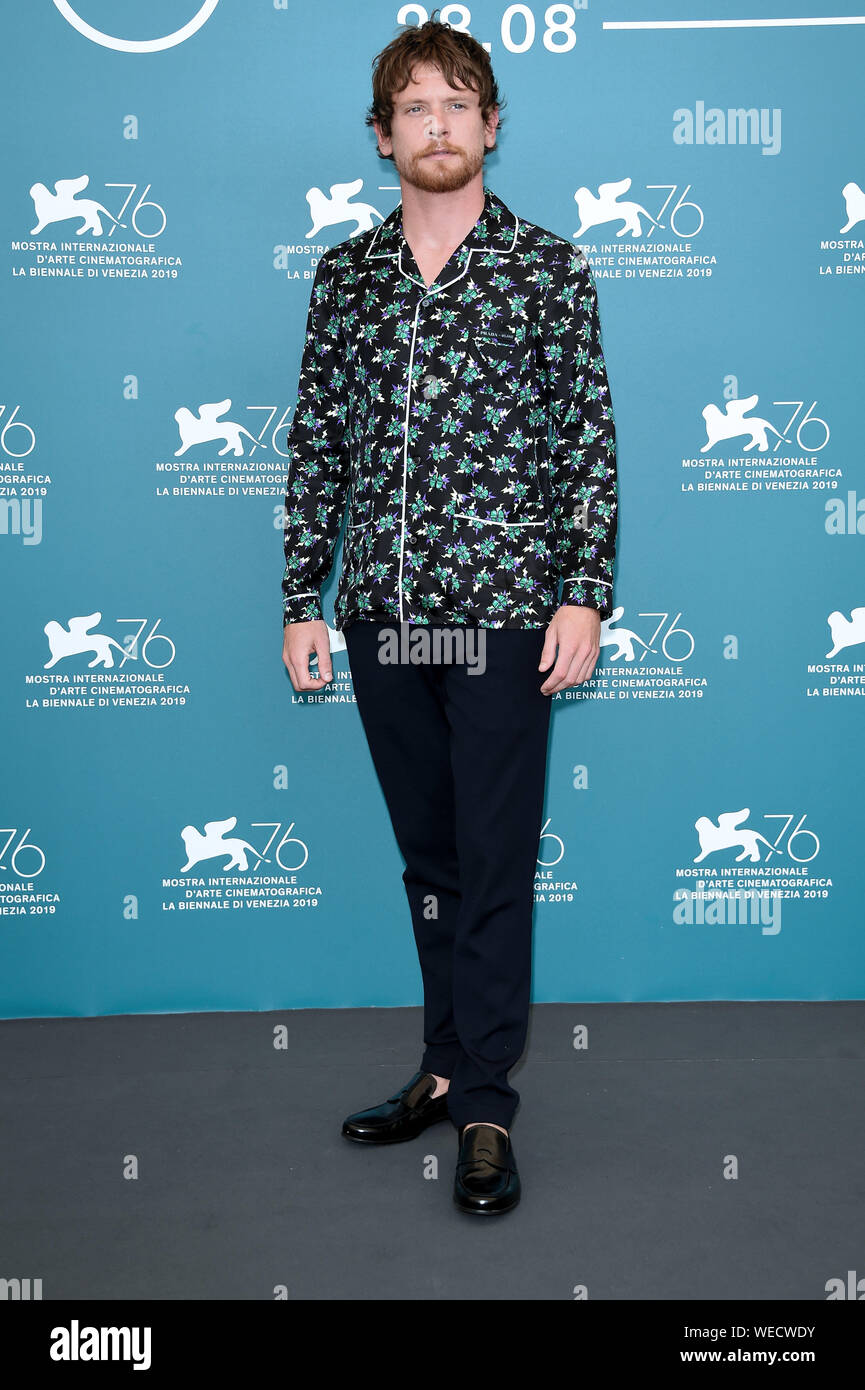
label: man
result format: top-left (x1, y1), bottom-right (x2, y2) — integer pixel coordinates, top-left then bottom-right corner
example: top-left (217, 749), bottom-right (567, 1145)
top-left (281, 17), bottom-right (617, 1215)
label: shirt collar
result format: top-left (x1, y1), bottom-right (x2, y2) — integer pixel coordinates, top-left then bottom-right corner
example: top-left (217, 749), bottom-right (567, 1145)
top-left (364, 184), bottom-right (519, 265)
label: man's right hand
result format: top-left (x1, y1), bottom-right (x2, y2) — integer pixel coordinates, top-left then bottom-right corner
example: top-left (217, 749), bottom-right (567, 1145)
top-left (282, 619), bottom-right (333, 692)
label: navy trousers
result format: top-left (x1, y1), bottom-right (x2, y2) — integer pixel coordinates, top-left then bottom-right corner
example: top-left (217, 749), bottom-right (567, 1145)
top-left (343, 621), bottom-right (553, 1130)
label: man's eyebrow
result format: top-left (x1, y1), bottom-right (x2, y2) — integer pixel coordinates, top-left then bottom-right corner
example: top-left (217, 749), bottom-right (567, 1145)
top-left (398, 88), bottom-right (477, 103)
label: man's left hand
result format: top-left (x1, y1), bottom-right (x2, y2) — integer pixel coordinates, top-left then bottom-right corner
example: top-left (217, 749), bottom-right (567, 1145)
top-left (538, 605), bottom-right (602, 695)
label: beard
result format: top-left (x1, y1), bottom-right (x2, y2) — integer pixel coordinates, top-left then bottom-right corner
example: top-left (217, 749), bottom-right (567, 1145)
top-left (393, 141), bottom-right (485, 193)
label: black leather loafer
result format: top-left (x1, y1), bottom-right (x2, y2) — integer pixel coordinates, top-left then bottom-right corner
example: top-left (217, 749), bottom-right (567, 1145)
top-left (453, 1123), bottom-right (520, 1214)
top-left (342, 1070), bottom-right (449, 1144)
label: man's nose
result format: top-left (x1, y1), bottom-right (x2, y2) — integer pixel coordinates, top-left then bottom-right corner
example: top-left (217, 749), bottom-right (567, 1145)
top-left (425, 112), bottom-right (449, 138)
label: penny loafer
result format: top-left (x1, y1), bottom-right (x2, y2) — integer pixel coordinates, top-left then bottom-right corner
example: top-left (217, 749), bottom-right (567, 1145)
top-left (453, 1123), bottom-right (521, 1214)
top-left (342, 1070), bottom-right (449, 1144)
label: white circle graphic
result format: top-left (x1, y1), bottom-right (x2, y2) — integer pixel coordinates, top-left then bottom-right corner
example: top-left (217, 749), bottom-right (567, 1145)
top-left (52, 0), bottom-right (221, 53)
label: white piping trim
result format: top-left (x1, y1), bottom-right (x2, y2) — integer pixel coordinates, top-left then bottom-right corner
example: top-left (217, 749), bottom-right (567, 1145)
top-left (398, 298), bottom-right (424, 621)
top-left (284, 590), bottom-right (318, 598)
top-left (364, 217), bottom-right (398, 260)
top-left (421, 214), bottom-right (520, 294)
top-left (562, 578), bottom-right (612, 586)
top-left (397, 242), bottom-right (428, 289)
top-left (452, 512), bottom-right (544, 527)
top-left (499, 213), bottom-right (520, 254)
top-left (367, 207), bottom-right (521, 282)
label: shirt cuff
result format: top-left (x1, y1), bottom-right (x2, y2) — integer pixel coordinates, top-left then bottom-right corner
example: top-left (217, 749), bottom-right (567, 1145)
top-left (558, 577), bottom-right (613, 621)
top-left (283, 591), bottom-right (323, 625)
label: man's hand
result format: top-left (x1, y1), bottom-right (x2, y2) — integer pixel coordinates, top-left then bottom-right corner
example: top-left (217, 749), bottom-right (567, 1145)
top-left (282, 619), bottom-right (333, 692)
top-left (538, 605), bottom-right (602, 695)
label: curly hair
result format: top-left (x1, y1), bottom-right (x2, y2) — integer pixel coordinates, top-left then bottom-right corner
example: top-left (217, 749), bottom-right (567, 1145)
top-left (365, 11), bottom-right (506, 161)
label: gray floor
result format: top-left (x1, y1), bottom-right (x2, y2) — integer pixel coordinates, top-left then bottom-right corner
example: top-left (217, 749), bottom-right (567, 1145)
top-left (1, 1001), bottom-right (863, 1301)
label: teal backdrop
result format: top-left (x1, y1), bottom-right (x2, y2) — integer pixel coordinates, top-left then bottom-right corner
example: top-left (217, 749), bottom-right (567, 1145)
top-left (1, 0), bottom-right (863, 1017)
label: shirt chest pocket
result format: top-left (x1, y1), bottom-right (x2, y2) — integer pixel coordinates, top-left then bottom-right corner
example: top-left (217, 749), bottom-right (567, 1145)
top-left (470, 331), bottom-right (529, 390)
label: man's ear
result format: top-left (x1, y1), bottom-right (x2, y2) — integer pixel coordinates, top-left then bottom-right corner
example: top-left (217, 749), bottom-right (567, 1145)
top-left (372, 117), bottom-right (392, 157)
top-left (484, 105), bottom-right (500, 147)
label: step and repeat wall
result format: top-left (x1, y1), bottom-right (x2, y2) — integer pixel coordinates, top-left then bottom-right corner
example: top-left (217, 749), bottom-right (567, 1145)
top-left (2, 1), bottom-right (862, 1018)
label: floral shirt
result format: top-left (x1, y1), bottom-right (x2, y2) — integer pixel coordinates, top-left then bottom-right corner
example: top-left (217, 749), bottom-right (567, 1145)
top-left (282, 184), bottom-right (617, 630)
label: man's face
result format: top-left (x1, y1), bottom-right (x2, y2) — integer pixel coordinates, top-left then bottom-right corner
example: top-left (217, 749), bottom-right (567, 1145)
top-left (374, 61), bottom-right (498, 194)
